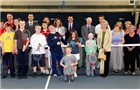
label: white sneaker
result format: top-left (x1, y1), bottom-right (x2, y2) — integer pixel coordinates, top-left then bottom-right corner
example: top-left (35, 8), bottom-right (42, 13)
top-left (53, 74), bottom-right (57, 77)
top-left (45, 69), bottom-right (49, 74)
top-left (74, 73), bottom-right (78, 77)
top-left (8, 69), bottom-right (10, 74)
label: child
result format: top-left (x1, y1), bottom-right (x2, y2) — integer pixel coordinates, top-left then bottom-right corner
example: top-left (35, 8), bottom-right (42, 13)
top-left (41, 21), bottom-right (51, 74)
top-left (67, 30), bottom-right (81, 77)
top-left (1, 24), bottom-right (15, 78)
top-left (85, 33), bottom-right (97, 77)
top-left (30, 25), bottom-right (47, 78)
top-left (47, 24), bottom-right (67, 77)
top-left (60, 46), bottom-right (78, 82)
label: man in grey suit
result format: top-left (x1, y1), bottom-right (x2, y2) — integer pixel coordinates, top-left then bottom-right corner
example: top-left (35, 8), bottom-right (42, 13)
top-left (81, 17), bottom-right (95, 67)
top-left (25, 14), bottom-right (38, 36)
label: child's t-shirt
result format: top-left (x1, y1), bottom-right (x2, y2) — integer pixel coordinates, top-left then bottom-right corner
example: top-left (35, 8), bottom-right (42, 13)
top-left (60, 55), bottom-right (77, 75)
top-left (67, 39), bottom-right (81, 54)
top-left (85, 40), bottom-right (97, 54)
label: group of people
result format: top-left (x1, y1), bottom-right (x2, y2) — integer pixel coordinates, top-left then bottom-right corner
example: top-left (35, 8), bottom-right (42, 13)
top-left (0, 13), bottom-right (140, 82)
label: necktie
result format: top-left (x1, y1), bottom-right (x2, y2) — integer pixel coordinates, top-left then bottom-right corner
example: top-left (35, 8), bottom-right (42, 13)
top-left (69, 23), bottom-right (72, 32)
top-left (87, 26), bottom-right (90, 33)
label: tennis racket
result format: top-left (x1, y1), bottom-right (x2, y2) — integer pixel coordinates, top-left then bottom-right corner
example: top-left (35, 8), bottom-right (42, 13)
top-left (88, 54), bottom-right (97, 69)
top-left (1, 60), bottom-right (8, 77)
top-left (59, 26), bottom-right (67, 36)
top-left (32, 54), bottom-right (43, 62)
top-left (21, 30), bottom-right (30, 45)
top-left (65, 66), bottom-right (74, 83)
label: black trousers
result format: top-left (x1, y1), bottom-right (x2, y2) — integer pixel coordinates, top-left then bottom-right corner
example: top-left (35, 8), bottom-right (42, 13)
top-left (100, 52), bottom-right (111, 76)
top-left (124, 48), bottom-right (136, 72)
top-left (3, 53), bottom-right (15, 76)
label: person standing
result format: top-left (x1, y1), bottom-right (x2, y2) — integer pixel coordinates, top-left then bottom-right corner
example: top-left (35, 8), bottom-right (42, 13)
top-left (4, 13), bottom-right (14, 29)
top-left (97, 20), bottom-right (112, 77)
top-left (14, 20), bottom-right (30, 79)
top-left (81, 17), bottom-right (95, 67)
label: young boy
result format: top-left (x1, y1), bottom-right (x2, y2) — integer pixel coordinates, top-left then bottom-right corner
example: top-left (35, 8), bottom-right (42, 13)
top-left (85, 33), bottom-right (97, 77)
top-left (60, 46), bottom-right (78, 82)
top-left (47, 24), bottom-right (67, 77)
top-left (30, 25), bottom-right (47, 78)
top-left (1, 24), bottom-right (15, 78)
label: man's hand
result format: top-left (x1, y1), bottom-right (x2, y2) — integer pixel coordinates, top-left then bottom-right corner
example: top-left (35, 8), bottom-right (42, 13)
top-left (57, 42), bottom-right (61, 45)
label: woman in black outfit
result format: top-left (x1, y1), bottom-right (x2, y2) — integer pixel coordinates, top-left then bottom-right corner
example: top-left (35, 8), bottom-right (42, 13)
top-left (123, 25), bottom-right (139, 75)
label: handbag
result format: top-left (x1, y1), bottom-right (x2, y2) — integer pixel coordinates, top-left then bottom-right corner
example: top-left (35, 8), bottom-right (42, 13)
top-left (98, 49), bottom-right (106, 61)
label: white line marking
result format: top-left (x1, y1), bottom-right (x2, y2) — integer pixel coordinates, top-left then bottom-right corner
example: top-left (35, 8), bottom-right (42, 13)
top-left (45, 70), bottom-right (52, 89)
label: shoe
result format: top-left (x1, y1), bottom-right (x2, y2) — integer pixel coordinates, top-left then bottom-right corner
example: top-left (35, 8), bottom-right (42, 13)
top-left (136, 68), bottom-right (140, 70)
top-left (132, 72), bottom-right (136, 75)
top-left (33, 73), bottom-right (37, 78)
top-left (74, 73), bottom-right (78, 77)
top-left (82, 65), bottom-right (85, 68)
top-left (91, 75), bottom-right (95, 77)
top-left (86, 74), bottom-right (90, 77)
top-left (18, 76), bottom-right (22, 79)
top-left (1, 76), bottom-right (7, 79)
top-left (8, 69), bottom-right (10, 74)
top-left (53, 74), bottom-right (57, 77)
top-left (112, 70), bottom-right (115, 74)
top-left (11, 76), bottom-right (15, 78)
top-left (23, 75), bottom-right (27, 78)
top-left (45, 69), bottom-right (49, 74)
top-left (41, 73), bottom-right (46, 78)
top-left (124, 72), bottom-right (128, 74)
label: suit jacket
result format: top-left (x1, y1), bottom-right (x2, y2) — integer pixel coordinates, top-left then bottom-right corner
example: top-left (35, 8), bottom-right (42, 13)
top-left (65, 22), bottom-right (80, 41)
top-left (81, 25), bottom-right (95, 45)
top-left (25, 21), bottom-right (38, 36)
top-left (97, 29), bottom-right (112, 52)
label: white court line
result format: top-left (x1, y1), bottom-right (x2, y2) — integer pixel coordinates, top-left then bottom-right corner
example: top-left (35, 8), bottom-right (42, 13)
top-left (45, 70), bottom-right (52, 89)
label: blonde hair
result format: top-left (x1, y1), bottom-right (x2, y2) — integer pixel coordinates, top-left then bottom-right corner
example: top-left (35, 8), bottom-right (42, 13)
top-left (101, 20), bottom-right (109, 29)
top-left (125, 21), bottom-right (132, 25)
top-left (128, 25), bottom-right (135, 30)
top-left (66, 46), bottom-right (72, 50)
top-left (53, 18), bottom-right (62, 27)
top-left (116, 21), bottom-right (123, 32)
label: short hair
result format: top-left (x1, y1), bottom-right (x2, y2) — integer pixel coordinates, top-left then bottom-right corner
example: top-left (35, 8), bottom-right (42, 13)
top-left (128, 25), bottom-right (135, 30)
top-left (125, 21), bottom-right (132, 25)
top-left (101, 20), bottom-right (108, 25)
top-left (99, 15), bottom-right (105, 18)
top-left (7, 13), bottom-right (13, 16)
top-left (28, 13), bottom-right (34, 16)
top-left (35, 24), bottom-right (41, 28)
top-left (66, 46), bottom-right (72, 50)
top-left (86, 17), bottom-right (92, 21)
top-left (68, 16), bottom-right (73, 18)
top-left (5, 24), bottom-right (11, 27)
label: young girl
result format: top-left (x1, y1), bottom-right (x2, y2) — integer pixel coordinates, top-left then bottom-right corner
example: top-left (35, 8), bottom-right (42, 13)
top-left (41, 21), bottom-right (51, 74)
top-left (67, 30), bottom-right (82, 77)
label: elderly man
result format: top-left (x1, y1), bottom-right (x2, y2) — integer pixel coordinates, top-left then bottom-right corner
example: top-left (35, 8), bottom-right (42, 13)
top-left (81, 17), bottom-right (95, 67)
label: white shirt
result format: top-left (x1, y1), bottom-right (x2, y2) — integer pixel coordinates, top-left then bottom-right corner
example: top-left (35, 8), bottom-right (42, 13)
top-left (30, 33), bottom-right (47, 54)
top-left (28, 21), bottom-right (33, 26)
top-left (95, 24), bottom-right (111, 34)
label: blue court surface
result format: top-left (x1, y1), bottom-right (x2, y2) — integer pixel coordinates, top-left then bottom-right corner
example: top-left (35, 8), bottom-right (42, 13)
top-left (1, 68), bottom-right (140, 89)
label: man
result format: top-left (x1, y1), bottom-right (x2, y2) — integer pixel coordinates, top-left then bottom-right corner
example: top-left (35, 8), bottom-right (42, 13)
top-left (81, 17), bottom-right (95, 67)
top-left (1, 24), bottom-right (15, 79)
top-left (14, 20), bottom-right (30, 79)
top-left (25, 13), bottom-right (38, 36)
top-left (4, 13), bottom-right (14, 29)
top-left (95, 15), bottom-right (111, 36)
top-left (65, 16), bottom-right (80, 40)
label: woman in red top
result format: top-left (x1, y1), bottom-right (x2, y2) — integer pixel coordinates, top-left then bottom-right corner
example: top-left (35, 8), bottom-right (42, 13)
top-left (0, 20), bottom-right (5, 36)
top-left (41, 21), bottom-right (50, 74)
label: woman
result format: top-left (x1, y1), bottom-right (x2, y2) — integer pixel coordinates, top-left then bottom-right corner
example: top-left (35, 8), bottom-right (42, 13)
top-left (54, 18), bottom-right (66, 39)
top-left (135, 23), bottom-right (140, 70)
top-left (124, 21), bottom-right (132, 35)
top-left (116, 21), bottom-right (124, 35)
top-left (111, 24), bottom-right (124, 74)
top-left (123, 25), bottom-right (139, 75)
top-left (97, 20), bottom-right (112, 77)
top-left (43, 17), bottom-right (50, 25)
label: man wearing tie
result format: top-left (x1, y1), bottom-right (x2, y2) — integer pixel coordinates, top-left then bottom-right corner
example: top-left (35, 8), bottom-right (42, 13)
top-left (25, 14), bottom-right (38, 36)
top-left (65, 16), bottom-right (80, 41)
top-left (81, 17), bottom-right (95, 67)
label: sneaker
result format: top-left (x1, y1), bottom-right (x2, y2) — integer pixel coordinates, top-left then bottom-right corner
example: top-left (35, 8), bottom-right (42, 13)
top-left (53, 74), bottom-right (57, 77)
top-left (45, 69), bottom-right (49, 74)
top-left (74, 73), bottom-right (78, 77)
top-left (1, 76), bottom-right (7, 79)
top-left (86, 74), bottom-right (90, 77)
top-left (18, 76), bottom-right (22, 79)
top-left (23, 75), bottom-right (27, 79)
top-left (91, 74), bottom-right (95, 77)
top-left (11, 75), bottom-right (15, 78)
top-left (41, 73), bottom-right (46, 78)
top-left (33, 73), bottom-right (37, 78)
top-left (8, 69), bottom-right (10, 74)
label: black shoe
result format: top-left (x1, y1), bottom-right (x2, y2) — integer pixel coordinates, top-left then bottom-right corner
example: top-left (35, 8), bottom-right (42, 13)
top-left (23, 75), bottom-right (27, 79)
top-left (18, 76), bottom-right (22, 79)
top-left (82, 65), bottom-right (85, 68)
top-left (1, 76), bottom-right (7, 79)
top-left (11, 76), bottom-right (15, 78)
top-left (33, 73), bottom-right (37, 78)
top-left (41, 73), bottom-right (46, 78)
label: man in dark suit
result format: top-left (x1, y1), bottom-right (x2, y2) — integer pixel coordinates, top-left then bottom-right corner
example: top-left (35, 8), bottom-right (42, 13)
top-left (25, 14), bottom-right (38, 36)
top-left (65, 16), bottom-right (80, 41)
top-left (81, 17), bottom-right (95, 67)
